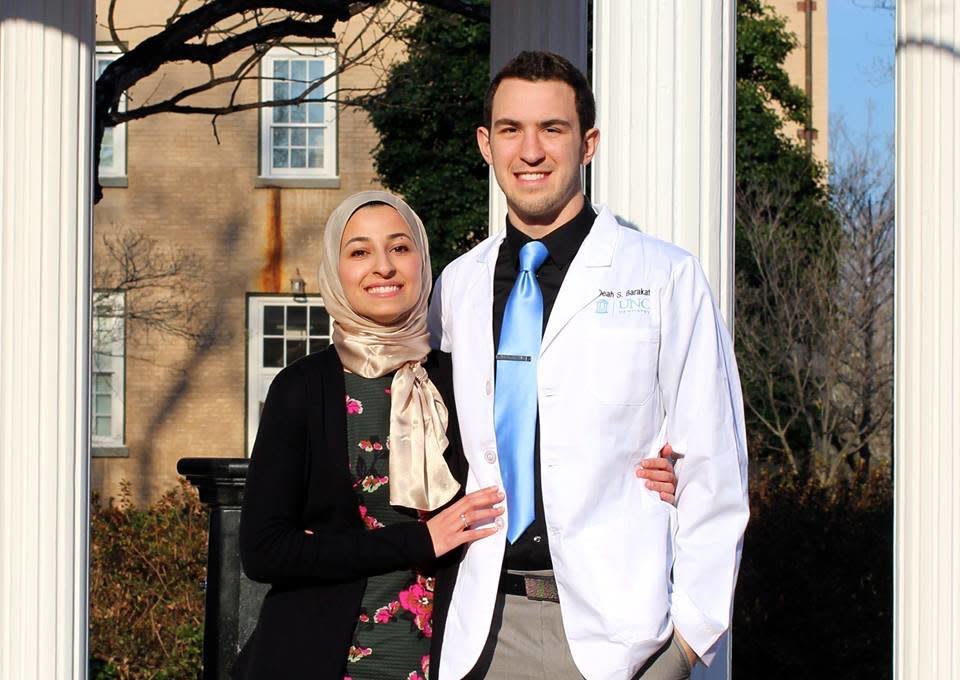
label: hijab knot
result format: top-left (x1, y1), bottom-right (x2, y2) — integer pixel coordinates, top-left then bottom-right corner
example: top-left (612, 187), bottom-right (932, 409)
top-left (316, 191), bottom-right (459, 511)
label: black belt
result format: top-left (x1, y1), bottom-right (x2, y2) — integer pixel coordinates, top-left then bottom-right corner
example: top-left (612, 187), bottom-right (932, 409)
top-left (498, 572), bottom-right (560, 603)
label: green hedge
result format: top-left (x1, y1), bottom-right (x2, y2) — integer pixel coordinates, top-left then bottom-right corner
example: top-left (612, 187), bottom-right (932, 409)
top-left (87, 473), bottom-right (892, 679)
top-left (89, 480), bottom-right (207, 680)
top-left (733, 471), bottom-right (893, 679)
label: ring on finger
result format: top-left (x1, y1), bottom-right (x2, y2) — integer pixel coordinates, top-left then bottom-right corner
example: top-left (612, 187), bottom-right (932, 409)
top-left (459, 513), bottom-right (469, 529)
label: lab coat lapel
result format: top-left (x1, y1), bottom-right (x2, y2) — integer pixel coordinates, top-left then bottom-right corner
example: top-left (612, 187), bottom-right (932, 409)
top-left (540, 207), bottom-right (618, 356)
top-left (463, 230), bottom-right (504, 361)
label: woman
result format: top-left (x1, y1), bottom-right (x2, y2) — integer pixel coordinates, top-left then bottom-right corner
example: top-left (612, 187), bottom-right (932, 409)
top-left (234, 191), bottom-right (677, 679)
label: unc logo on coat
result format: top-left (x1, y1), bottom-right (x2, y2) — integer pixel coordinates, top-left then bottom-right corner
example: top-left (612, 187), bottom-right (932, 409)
top-left (618, 297), bottom-right (652, 314)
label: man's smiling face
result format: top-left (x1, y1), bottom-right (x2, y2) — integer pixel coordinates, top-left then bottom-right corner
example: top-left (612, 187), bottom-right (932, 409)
top-left (478, 77), bottom-right (598, 233)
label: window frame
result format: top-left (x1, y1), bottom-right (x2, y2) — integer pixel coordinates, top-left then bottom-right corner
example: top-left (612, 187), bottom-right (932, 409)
top-left (258, 45), bottom-right (339, 181)
top-left (245, 294), bottom-right (333, 455)
top-left (91, 290), bottom-right (126, 449)
top-left (95, 44), bottom-right (127, 183)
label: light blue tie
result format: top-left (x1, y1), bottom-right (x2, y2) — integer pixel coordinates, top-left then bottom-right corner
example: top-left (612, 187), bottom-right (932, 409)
top-left (495, 240), bottom-right (549, 543)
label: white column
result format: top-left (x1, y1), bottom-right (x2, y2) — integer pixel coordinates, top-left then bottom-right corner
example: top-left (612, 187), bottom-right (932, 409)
top-left (0, 2), bottom-right (94, 679)
top-left (894, 3), bottom-right (960, 679)
top-left (592, 3), bottom-right (735, 679)
top-left (591, 0), bottom-right (736, 324)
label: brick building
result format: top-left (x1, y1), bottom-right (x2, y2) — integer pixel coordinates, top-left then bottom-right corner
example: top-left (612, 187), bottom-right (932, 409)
top-left (769, 0), bottom-right (829, 163)
top-left (91, 0), bottom-right (827, 505)
top-left (91, 2), bottom-right (410, 503)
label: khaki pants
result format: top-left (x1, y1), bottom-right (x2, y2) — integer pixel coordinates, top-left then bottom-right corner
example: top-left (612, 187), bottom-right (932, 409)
top-left (465, 591), bottom-right (691, 680)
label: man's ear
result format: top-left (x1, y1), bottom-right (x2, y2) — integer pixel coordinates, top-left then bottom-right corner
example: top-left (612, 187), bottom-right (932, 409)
top-left (477, 126), bottom-right (493, 165)
top-left (581, 127), bottom-right (600, 166)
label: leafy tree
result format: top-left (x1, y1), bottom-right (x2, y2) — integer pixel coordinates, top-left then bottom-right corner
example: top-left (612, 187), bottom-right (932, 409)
top-left (361, 1), bottom-right (837, 283)
top-left (361, 5), bottom-right (490, 272)
top-left (735, 0), bottom-right (835, 280)
top-left (734, 0), bottom-right (840, 474)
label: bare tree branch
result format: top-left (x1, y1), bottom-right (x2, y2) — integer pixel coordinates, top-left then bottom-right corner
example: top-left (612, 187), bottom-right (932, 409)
top-left (853, 0), bottom-right (895, 11)
top-left (107, 0), bottom-right (126, 52)
top-left (737, 117), bottom-right (894, 485)
top-left (171, 16), bottom-right (339, 65)
top-left (94, 230), bottom-right (228, 355)
top-left (412, 0), bottom-right (489, 22)
top-left (94, 0), bottom-right (460, 202)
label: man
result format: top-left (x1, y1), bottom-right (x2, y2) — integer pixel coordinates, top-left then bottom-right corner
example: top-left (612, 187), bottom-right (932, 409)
top-left (428, 51), bottom-right (749, 680)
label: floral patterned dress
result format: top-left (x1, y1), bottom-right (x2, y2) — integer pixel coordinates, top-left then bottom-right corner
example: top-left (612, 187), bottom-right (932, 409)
top-left (343, 372), bottom-right (432, 680)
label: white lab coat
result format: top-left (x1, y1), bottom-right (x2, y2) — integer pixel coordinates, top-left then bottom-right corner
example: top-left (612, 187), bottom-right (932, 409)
top-left (428, 205), bottom-right (749, 680)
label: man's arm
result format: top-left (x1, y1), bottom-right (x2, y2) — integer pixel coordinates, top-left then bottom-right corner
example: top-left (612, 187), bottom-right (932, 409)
top-left (658, 255), bottom-right (750, 667)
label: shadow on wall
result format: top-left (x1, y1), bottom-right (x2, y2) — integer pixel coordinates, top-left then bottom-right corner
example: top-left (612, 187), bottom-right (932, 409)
top-left (896, 36), bottom-right (960, 60)
top-left (1, 4), bottom-right (91, 39)
top-left (134, 215), bottom-right (245, 500)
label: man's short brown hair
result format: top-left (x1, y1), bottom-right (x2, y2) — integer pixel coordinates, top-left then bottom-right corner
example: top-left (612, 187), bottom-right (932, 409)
top-left (483, 51), bottom-right (596, 136)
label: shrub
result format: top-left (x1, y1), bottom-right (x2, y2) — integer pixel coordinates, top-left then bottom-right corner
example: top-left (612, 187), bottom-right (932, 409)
top-left (89, 480), bottom-right (207, 679)
top-left (87, 471), bottom-right (893, 679)
top-left (733, 470), bottom-right (893, 679)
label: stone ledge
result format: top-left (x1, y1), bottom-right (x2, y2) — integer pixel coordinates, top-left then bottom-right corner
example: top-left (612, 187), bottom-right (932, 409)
top-left (254, 176), bottom-right (340, 190)
top-left (92, 446), bottom-right (129, 458)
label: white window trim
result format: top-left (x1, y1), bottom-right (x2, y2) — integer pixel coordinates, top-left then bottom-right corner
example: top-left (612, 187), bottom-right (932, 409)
top-left (95, 45), bottom-right (127, 179)
top-left (92, 291), bottom-right (125, 447)
top-left (259, 45), bottom-right (338, 180)
top-left (246, 295), bottom-right (332, 455)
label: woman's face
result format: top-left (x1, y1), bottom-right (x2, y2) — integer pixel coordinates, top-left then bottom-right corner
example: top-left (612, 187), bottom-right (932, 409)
top-left (338, 204), bottom-right (422, 324)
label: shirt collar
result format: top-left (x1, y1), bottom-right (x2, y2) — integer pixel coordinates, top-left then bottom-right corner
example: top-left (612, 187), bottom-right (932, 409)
top-left (504, 198), bottom-right (597, 271)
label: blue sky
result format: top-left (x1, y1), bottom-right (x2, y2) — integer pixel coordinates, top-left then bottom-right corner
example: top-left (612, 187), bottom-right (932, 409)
top-left (828, 0), bottom-right (896, 159)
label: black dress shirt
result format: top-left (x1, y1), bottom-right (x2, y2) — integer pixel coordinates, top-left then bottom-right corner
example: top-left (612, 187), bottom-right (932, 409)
top-left (493, 199), bottom-right (596, 570)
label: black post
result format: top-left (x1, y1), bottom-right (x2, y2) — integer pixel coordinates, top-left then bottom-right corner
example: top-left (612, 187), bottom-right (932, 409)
top-left (178, 457), bottom-right (269, 680)
top-left (490, 0), bottom-right (588, 75)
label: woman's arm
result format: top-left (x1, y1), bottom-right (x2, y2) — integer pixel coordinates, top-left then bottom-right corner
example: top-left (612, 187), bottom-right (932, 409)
top-left (239, 360), bottom-right (503, 585)
top-left (239, 363), bottom-right (435, 585)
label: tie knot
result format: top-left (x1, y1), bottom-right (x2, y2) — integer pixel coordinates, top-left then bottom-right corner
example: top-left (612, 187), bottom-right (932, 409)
top-left (519, 240), bottom-right (549, 273)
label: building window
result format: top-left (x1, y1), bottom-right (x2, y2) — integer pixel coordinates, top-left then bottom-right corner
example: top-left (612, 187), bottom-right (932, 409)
top-left (92, 291), bottom-right (125, 447)
top-left (95, 46), bottom-right (127, 180)
top-left (247, 296), bottom-right (332, 453)
top-left (259, 46), bottom-right (337, 179)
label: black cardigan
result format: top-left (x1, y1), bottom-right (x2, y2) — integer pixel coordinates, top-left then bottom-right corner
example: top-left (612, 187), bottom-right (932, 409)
top-left (233, 347), bottom-right (467, 680)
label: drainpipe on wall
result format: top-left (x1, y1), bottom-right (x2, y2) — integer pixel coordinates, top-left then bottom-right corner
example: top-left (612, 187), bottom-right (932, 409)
top-left (803, 0), bottom-right (815, 154)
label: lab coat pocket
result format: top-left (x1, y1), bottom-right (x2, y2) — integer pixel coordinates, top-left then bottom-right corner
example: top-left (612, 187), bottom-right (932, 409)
top-left (576, 505), bottom-right (672, 644)
top-left (587, 327), bottom-right (660, 406)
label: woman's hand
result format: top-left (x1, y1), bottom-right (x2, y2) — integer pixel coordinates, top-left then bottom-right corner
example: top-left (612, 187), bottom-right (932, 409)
top-left (426, 486), bottom-right (505, 558)
top-left (635, 443), bottom-right (679, 505)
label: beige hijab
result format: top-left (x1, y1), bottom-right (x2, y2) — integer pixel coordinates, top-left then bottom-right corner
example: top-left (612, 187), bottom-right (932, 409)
top-left (317, 191), bottom-right (459, 511)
